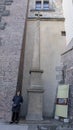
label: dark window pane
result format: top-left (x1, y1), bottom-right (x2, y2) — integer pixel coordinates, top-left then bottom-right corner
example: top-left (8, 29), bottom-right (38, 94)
top-left (61, 31), bottom-right (66, 36)
top-left (43, 1), bottom-right (49, 10)
top-left (35, 1), bottom-right (41, 10)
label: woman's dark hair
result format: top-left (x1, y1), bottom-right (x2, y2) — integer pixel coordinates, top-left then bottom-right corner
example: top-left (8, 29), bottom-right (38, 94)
top-left (15, 90), bottom-right (21, 95)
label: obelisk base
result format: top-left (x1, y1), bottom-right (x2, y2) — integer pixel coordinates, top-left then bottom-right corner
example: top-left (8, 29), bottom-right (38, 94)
top-left (26, 88), bottom-right (44, 120)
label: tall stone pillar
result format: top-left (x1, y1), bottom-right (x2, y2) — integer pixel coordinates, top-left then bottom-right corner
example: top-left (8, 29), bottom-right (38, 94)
top-left (26, 15), bottom-right (44, 120)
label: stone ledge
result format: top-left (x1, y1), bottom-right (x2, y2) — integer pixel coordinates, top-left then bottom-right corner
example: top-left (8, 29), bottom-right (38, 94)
top-left (28, 17), bottom-right (65, 21)
top-left (27, 88), bottom-right (44, 93)
top-left (29, 69), bottom-right (44, 74)
top-left (30, 8), bottom-right (55, 12)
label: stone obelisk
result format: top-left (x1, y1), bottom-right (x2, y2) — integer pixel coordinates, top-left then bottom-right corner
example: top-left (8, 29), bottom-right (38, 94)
top-left (26, 13), bottom-right (44, 120)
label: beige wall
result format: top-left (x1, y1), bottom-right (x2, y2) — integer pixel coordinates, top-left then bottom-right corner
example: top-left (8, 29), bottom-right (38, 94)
top-left (21, 19), bottom-right (66, 118)
top-left (40, 20), bottom-right (66, 117)
top-left (62, 0), bottom-right (73, 44)
top-left (28, 0), bottom-right (63, 18)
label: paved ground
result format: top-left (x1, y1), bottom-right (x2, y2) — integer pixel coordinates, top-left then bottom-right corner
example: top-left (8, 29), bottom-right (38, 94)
top-left (0, 120), bottom-right (73, 130)
top-left (0, 123), bottom-right (28, 130)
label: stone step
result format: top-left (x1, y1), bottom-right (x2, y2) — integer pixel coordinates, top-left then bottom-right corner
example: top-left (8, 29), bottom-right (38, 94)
top-left (4, 120), bottom-right (73, 130)
top-left (19, 120), bottom-right (51, 125)
top-left (28, 125), bottom-right (38, 130)
top-left (38, 126), bottom-right (57, 130)
top-left (56, 126), bottom-right (73, 130)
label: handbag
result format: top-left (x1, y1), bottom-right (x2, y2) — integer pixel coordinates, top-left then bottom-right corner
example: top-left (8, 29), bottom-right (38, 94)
top-left (12, 103), bottom-right (17, 107)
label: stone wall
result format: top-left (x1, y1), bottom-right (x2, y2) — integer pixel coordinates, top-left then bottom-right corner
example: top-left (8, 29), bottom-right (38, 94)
top-left (28, 0), bottom-right (63, 19)
top-left (21, 19), bottom-right (66, 118)
top-left (0, 0), bottom-right (28, 121)
top-left (61, 47), bottom-right (73, 118)
top-left (21, 0), bottom-right (66, 118)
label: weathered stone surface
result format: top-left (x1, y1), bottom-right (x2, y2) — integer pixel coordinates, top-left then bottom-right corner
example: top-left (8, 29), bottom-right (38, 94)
top-left (0, 0), bottom-right (13, 5)
top-left (22, 0), bottom-right (66, 118)
top-left (0, 123), bottom-right (28, 130)
top-left (0, 1), bottom-right (5, 5)
top-left (61, 43), bottom-right (73, 118)
top-left (28, 125), bottom-right (38, 130)
top-left (2, 10), bottom-right (10, 16)
top-left (28, 0), bottom-right (63, 19)
top-left (0, 22), bottom-right (6, 29)
top-left (0, 5), bottom-right (5, 12)
top-left (0, 0), bottom-right (28, 121)
top-left (0, 0), bottom-right (13, 30)
top-left (0, 0), bottom-right (66, 121)
top-left (56, 126), bottom-right (73, 130)
top-left (26, 88), bottom-right (44, 120)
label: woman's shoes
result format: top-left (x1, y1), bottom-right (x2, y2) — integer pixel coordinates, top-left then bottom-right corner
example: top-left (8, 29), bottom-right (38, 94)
top-left (9, 121), bottom-right (19, 124)
top-left (9, 121), bottom-right (14, 124)
top-left (15, 120), bottom-right (19, 124)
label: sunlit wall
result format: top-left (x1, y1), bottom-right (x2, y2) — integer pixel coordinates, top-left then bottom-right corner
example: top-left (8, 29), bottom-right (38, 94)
top-left (62, 0), bottom-right (73, 44)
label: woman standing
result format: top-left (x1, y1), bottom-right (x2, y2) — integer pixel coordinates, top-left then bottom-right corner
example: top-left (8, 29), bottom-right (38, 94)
top-left (10, 90), bottom-right (23, 124)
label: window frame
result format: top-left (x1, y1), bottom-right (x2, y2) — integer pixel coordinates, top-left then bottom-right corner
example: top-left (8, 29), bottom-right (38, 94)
top-left (43, 1), bottom-right (49, 10)
top-left (35, 1), bottom-right (42, 10)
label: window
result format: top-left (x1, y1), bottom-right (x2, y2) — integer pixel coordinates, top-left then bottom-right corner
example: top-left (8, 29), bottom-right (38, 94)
top-left (61, 31), bottom-right (66, 36)
top-left (43, 1), bottom-right (49, 10)
top-left (35, 1), bottom-right (41, 10)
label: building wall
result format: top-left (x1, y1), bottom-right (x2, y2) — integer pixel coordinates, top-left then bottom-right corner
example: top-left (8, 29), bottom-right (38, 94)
top-left (21, 0), bottom-right (66, 118)
top-left (0, 0), bottom-right (28, 121)
top-left (61, 47), bottom-right (73, 118)
top-left (22, 18), bottom-right (66, 118)
top-left (28, 0), bottom-right (63, 18)
top-left (0, 0), bottom-right (66, 120)
top-left (62, 0), bottom-right (73, 44)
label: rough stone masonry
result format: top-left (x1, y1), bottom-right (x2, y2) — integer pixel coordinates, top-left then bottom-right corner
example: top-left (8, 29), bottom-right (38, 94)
top-left (61, 45), bottom-right (73, 119)
top-left (0, 0), bottom-right (28, 121)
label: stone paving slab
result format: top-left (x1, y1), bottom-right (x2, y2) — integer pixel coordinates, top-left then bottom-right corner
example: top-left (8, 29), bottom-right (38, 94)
top-left (0, 123), bottom-right (28, 130)
top-left (28, 125), bottom-right (38, 130)
top-left (56, 126), bottom-right (73, 130)
top-left (0, 120), bottom-right (73, 130)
